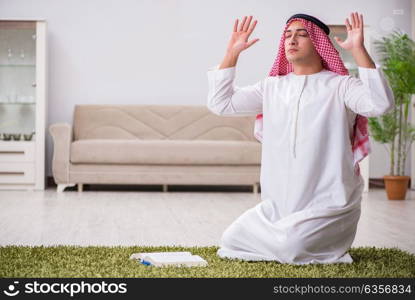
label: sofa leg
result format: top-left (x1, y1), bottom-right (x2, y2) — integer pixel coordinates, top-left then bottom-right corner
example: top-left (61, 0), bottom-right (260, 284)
top-left (78, 183), bottom-right (83, 192)
top-left (163, 184), bottom-right (168, 192)
top-left (57, 183), bottom-right (76, 193)
top-left (253, 183), bottom-right (258, 195)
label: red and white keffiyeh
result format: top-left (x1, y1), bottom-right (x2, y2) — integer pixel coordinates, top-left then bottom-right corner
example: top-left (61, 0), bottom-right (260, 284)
top-left (253, 17), bottom-right (370, 176)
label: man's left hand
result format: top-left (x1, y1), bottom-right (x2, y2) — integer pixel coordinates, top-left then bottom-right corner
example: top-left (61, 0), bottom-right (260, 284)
top-left (334, 12), bottom-right (365, 52)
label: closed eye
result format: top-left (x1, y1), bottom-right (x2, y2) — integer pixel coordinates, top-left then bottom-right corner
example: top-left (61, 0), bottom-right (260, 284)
top-left (285, 34), bottom-right (308, 38)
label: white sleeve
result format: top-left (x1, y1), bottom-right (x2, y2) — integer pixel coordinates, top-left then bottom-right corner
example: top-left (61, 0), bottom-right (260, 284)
top-left (206, 64), bottom-right (264, 116)
top-left (343, 63), bottom-right (395, 117)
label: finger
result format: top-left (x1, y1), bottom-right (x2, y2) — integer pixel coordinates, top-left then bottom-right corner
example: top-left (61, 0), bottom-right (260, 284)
top-left (359, 13), bottom-right (364, 29)
top-left (247, 19), bottom-right (257, 35)
top-left (243, 15), bottom-right (253, 32)
top-left (239, 16), bottom-right (247, 31)
top-left (233, 19), bottom-right (238, 32)
top-left (350, 13), bottom-right (356, 29)
top-left (345, 18), bottom-right (352, 31)
top-left (334, 36), bottom-right (344, 47)
top-left (354, 12), bottom-right (359, 28)
top-left (334, 36), bottom-right (343, 44)
top-left (247, 38), bottom-right (260, 48)
top-left (355, 12), bottom-right (361, 28)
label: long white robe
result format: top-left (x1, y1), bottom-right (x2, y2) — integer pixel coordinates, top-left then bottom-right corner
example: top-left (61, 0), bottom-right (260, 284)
top-left (206, 64), bottom-right (395, 264)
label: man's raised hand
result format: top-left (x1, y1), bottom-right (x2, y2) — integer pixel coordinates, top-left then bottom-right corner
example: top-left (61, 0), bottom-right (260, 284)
top-left (226, 16), bottom-right (260, 55)
top-left (333, 12), bottom-right (365, 52)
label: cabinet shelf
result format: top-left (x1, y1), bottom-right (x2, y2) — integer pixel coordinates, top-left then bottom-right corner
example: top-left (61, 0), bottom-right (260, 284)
top-left (0, 64), bottom-right (35, 67)
top-left (0, 140), bottom-right (35, 144)
top-left (0, 102), bottom-right (36, 105)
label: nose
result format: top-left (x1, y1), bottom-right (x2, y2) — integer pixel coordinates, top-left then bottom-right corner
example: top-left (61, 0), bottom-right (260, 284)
top-left (288, 35), bottom-right (297, 45)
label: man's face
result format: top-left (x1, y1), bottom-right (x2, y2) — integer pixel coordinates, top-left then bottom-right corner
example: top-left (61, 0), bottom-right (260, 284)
top-left (284, 21), bottom-right (320, 64)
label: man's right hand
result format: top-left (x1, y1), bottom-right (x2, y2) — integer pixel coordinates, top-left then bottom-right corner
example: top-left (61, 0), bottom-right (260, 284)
top-left (226, 15), bottom-right (259, 56)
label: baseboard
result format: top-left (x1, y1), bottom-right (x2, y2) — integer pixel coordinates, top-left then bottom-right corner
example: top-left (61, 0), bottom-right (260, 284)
top-left (46, 176), bottom-right (260, 192)
top-left (369, 178), bottom-right (386, 188)
top-left (47, 176), bottom-right (407, 191)
top-left (369, 177), bottom-right (412, 189)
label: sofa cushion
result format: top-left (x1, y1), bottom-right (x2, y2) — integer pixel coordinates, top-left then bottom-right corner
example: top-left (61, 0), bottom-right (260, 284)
top-left (73, 105), bottom-right (258, 142)
top-left (70, 139), bottom-right (261, 165)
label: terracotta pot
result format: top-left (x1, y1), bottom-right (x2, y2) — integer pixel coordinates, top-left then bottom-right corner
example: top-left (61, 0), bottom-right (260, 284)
top-left (383, 175), bottom-right (410, 200)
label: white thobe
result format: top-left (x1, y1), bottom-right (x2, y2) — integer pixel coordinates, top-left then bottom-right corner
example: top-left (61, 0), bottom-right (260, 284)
top-left (206, 64), bottom-right (394, 265)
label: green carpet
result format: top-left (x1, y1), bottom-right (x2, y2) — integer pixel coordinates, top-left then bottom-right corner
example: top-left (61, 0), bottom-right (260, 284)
top-left (1, 245), bottom-right (414, 278)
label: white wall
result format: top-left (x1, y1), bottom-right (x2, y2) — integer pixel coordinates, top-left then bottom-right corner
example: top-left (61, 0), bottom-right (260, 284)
top-left (0, 0), bottom-right (412, 178)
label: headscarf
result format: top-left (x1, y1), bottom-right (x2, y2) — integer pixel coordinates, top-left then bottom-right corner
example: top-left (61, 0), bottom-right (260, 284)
top-left (253, 13), bottom-right (370, 176)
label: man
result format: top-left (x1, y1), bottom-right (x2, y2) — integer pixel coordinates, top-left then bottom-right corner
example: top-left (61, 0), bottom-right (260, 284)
top-left (206, 13), bottom-right (394, 264)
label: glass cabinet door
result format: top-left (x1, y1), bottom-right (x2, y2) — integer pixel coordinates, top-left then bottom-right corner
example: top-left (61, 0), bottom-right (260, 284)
top-left (0, 21), bottom-right (36, 141)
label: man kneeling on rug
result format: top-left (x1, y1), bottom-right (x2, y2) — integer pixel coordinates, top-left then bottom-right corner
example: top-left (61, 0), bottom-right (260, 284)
top-left (206, 12), bottom-right (394, 264)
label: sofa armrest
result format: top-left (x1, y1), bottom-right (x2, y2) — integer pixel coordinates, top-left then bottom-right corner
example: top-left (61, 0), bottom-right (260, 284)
top-left (49, 123), bottom-right (73, 183)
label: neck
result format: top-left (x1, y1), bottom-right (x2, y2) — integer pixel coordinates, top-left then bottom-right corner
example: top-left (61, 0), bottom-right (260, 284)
top-left (292, 63), bottom-right (323, 75)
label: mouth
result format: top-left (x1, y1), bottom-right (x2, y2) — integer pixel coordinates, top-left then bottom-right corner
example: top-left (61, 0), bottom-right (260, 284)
top-left (288, 49), bottom-right (298, 53)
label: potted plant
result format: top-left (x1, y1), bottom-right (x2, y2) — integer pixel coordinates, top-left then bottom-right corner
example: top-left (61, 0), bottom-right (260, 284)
top-left (368, 30), bottom-right (415, 200)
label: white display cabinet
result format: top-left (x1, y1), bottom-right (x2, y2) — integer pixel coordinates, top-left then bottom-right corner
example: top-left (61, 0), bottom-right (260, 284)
top-left (0, 20), bottom-right (47, 190)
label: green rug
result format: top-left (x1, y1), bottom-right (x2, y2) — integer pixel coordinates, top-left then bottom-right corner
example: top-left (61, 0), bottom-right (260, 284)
top-left (1, 245), bottom-right (414, 278)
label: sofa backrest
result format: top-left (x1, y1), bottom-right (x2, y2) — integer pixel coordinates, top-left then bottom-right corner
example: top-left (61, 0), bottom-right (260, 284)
top-left (73, 105), bottom-right (259, 142)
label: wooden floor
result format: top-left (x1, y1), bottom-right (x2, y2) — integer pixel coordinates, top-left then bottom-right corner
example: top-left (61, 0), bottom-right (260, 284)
top-left (0, 186), bottom-right (414, 255)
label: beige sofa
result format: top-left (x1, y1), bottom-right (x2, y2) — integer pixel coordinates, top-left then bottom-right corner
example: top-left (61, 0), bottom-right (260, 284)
top-left (49, 104), bottom-right (262, 192)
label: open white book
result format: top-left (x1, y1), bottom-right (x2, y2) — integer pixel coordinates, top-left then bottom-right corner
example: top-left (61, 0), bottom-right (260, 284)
top-left (129, 251), bottom-right (208, 267)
